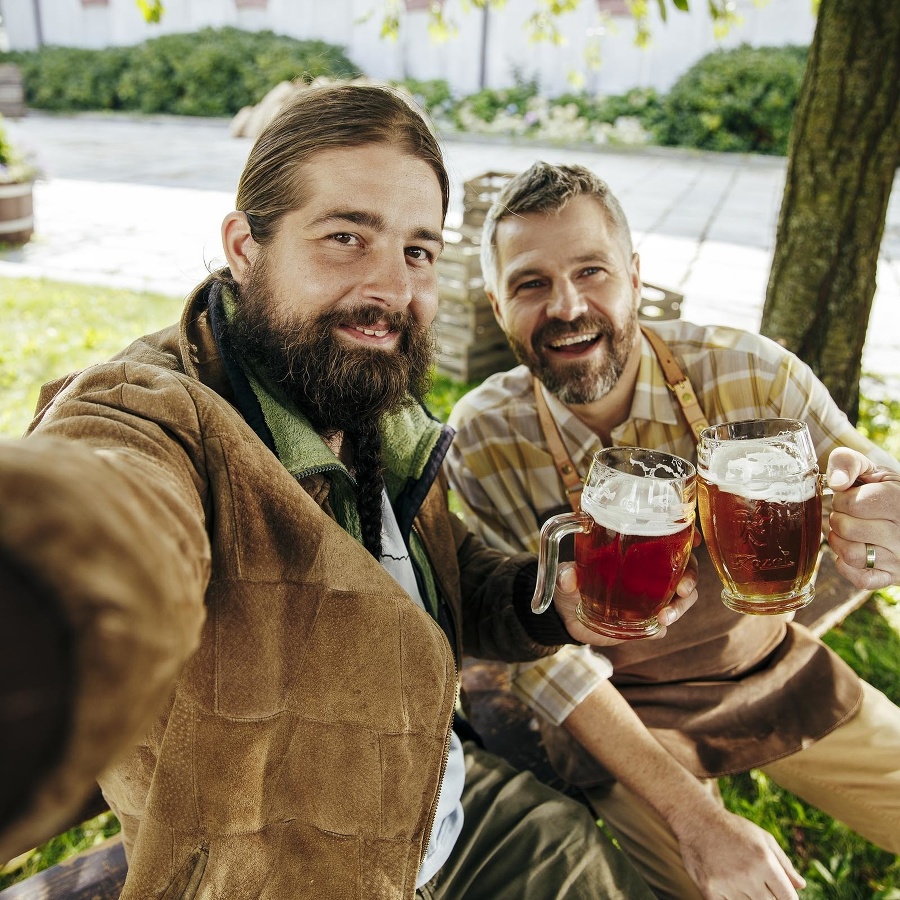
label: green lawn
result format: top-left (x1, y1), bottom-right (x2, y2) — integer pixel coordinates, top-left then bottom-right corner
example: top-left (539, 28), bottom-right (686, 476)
top-left (1, 275), bottom-right (899, 896)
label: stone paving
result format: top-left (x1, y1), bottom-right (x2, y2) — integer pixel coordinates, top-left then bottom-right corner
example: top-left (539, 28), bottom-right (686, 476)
top-left (3, 111), bottom-right (899, 394)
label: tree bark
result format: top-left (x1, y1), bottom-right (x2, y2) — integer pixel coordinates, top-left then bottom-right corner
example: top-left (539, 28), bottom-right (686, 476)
top-left (760, 0), bottom-right (900, 423)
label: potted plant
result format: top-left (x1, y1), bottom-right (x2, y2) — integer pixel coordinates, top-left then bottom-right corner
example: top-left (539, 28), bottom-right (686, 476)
top-left (0, 113), bottom-right (39, 246)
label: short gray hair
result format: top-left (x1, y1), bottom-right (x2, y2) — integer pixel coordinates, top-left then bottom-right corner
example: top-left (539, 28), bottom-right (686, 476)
top-left (480, 162), bottom-right (633, 296)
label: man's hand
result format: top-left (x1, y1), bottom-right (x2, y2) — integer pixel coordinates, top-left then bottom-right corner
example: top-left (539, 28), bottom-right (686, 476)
top-left (675, 806), bottom-right (805, 900)
top-left (551, 547), bottom-right (700, 647)
top-left (826, 447), bottom-right (900, 590)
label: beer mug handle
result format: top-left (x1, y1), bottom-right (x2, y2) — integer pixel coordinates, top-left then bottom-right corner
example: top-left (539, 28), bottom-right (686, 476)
top-left (531, 511), bottom-right (593, 614)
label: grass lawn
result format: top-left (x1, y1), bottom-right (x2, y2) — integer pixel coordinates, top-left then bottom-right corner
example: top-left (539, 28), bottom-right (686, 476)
top-left (1, 275), bottom-right (899, 896)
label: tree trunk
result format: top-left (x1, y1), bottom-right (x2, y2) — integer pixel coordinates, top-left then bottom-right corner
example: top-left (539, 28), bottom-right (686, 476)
top-left (760, 0), bottom-right (900, 423)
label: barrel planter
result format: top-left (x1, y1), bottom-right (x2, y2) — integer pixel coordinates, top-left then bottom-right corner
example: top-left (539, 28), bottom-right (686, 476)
top-left (0, 180), bottom-right (34, 245)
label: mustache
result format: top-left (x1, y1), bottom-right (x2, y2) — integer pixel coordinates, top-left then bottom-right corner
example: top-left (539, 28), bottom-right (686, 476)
top-left (532, 315), bottom-right (615, 348)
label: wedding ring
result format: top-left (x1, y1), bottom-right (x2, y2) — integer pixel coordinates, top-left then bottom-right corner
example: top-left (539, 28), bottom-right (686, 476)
top-left (865, 543), bottom-right (877, 569)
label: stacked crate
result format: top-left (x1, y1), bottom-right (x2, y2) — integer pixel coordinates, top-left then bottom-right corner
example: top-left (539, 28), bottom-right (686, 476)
top-left (434, 173), bottom-right (518, 382)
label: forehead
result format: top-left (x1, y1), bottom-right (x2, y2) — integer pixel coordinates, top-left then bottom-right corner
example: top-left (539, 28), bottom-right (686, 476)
top-left (495, 195), bottom-right (623, 273)
top-left (295, 143), bottom-right (444, 223)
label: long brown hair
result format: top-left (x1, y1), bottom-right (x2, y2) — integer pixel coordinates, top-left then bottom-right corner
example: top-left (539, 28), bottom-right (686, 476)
top-left (236, 82), bottom-right (449, 246)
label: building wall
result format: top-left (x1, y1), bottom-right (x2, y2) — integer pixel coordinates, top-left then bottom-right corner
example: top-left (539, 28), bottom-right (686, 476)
top-left (1, 0), bottom-right (816, 97)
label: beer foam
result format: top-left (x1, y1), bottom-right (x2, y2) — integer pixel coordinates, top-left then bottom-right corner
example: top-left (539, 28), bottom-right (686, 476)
top-left (581, 479), bottom-right (692, 536)
top-left (701, 442), bottom-right (816, 502)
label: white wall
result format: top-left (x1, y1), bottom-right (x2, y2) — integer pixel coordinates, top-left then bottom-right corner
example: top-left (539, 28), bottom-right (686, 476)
top-left (0, 0), bottom-right (817, 97)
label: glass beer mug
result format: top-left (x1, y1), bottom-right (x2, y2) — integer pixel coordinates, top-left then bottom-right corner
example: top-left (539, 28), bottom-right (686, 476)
top-left (532, 447), bottom-right (697, 639)
top-left (696, 418), bottom-right (823, 615)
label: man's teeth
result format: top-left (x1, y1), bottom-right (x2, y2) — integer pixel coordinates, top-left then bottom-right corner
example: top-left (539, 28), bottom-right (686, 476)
top-left (549, 333), bottom-right (597, 348)
top-left (356, 326), bottom-right (389, 337)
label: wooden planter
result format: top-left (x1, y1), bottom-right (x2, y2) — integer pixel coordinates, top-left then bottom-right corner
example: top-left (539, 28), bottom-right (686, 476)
top-left (0, 180), bottom-right (34, 245)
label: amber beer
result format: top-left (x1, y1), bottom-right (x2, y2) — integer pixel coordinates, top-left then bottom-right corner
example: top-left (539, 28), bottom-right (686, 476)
top-left (575, 491), bottom-right (694, 637)
top-left (532, 448), bottom-right (696, 639)
top-left (697, 419), bottom-right (823, 615)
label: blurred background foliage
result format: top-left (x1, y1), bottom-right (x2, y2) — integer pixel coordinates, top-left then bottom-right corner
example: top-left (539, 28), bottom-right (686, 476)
top-left (1, 29), bottom-right (807, 155)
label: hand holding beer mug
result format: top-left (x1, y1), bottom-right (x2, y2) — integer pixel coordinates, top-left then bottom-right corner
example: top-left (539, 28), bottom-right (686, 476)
top-left (697, 418), bottom-right (823, 615)
top-left (532, 447), bottom-right (697, 639)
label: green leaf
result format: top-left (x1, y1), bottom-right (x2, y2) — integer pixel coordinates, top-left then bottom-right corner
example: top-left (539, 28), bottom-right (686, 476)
top-left (135, 0), bottom-right (163, 24)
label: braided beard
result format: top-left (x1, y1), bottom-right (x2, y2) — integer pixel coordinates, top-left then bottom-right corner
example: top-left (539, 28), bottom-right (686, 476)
top-left (228, 254), bottom-right (436, 557)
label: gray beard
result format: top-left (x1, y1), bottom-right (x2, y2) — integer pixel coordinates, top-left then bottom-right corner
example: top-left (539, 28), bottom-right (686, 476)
top-left (506, 314), bottom-right (637, 405)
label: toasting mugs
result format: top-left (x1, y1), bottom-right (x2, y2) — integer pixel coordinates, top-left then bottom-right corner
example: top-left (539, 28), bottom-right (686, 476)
top-left (697, 418), bottom-right (823, 615)
top-left (533, 448), bottom-right (697, 639)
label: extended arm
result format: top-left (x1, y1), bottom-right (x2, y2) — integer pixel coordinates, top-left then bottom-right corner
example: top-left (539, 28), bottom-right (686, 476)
top-left (564, 682), bottom-right (806, 900)
top-left (0, 365), bottom-right (213, 862)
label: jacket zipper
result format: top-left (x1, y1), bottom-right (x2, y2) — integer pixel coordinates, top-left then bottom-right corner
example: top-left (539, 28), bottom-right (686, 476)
top-left (418, 655), bottom-right (457, 879)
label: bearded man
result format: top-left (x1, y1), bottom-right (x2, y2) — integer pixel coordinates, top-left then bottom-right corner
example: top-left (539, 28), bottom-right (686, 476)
top-left (0, 85), bottom-right (692, 900)
top-left (445, 161), bottom-right (900, 900)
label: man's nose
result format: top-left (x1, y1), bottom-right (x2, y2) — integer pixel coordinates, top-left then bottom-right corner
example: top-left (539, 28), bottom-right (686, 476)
top-left (546, 280), bottom-right (588, 321)
top-left (364, 250), bottom-right (414, 309)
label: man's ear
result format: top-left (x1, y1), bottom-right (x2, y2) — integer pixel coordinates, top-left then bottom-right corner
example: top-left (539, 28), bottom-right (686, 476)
top-left (488, 290), bottom-right (503, 326)
top-left (222, 211), bottom-right (258, 284)
top-left (631, 251), bottom-right (642, 310)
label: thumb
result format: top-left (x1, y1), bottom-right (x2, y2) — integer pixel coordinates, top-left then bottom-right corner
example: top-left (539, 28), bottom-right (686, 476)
top-left (826, 447), bottom-right (870, 491)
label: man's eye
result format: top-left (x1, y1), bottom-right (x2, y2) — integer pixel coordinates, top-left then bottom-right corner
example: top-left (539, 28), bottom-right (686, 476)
top-left (332, 233), bottom-right (357, 245)
top-left (406, 247), bottom-right (432, 261)
top-left (517, 279), bottom-right (544, 291)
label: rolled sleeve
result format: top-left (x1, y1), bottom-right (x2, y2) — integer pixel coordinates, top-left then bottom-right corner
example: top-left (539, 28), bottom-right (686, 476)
top-left (510, 644), bottom-right (614, 725)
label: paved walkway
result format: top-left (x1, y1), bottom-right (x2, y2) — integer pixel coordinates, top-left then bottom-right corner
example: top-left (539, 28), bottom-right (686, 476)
top-left (4, 111), bottom-right (899, 394)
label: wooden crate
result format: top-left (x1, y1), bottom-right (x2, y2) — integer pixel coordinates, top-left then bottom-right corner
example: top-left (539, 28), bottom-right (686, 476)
top-left (435, 336), bottom-right (518, 383)
top-left (0, 64), bottom-right (25, 118)
top-left (462, 171), bottom-right (515, 217)
top-left (437, 238), bottom-right (484, 283)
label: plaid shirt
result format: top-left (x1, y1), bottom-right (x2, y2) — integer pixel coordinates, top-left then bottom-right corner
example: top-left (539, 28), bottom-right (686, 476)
top-left (446, 320), bottom-right (897, 725)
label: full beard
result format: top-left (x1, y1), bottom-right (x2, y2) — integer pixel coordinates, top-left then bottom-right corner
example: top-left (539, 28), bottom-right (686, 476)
top-left (226, 260), bottom-right (438, 561)
top-left (506, 314), bottom-right (637, 405)
top-left (227, 267), bottom-right (436, 437)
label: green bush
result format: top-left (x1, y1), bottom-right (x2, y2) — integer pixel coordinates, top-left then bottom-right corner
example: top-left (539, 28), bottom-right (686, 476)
top-left (1, 27), bottom-right (361, 117)
top-left (5, 46), bottom-right (130, 111)
top-left (552, 86), bottom-right (664, 128)
top-left (656, 43), bottom-right (808, 155)
top-left (454, 76), bottom-right (540, 126)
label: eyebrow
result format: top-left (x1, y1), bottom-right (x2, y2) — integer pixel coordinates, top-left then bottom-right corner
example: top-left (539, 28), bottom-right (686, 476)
top-left (309, 209), bottom-right (444, 249)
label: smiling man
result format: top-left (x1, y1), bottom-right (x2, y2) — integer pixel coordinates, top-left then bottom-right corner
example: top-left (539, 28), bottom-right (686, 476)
top-left (0, 91), bottom-right (668, 899)
top-left (446, 161), bottom-right (900, 900)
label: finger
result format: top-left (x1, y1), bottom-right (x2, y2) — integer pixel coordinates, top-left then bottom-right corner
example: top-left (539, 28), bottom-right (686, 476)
top-left (828, 529), bottom-right (894, 571)
top-left (830, 548), bottom-right (895, 591)
top-left (830, 481), bottom-right (900, 521)
top-left (826, 447), bottom-right (873, 490)
top-left (556, 561), bottom-right (578, 594)
top-left (675, 554), bottom-right (699, 597)
top-left (658, 590), bottom-right (695, 627)
top-left (827, 447), bottom-right (900, 490)
top-left (765, 835), bottom-right (806, 890)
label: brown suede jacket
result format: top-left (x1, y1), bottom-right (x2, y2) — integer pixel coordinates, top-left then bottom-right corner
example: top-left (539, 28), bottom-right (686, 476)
top-left (0, 280), bottom-right (568, 898)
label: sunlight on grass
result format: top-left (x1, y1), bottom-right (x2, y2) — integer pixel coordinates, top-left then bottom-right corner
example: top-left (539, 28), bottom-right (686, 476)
top-left (0, 277), bottom-right (182, 437)
top-left (1, 275), bottom-right (899, 896)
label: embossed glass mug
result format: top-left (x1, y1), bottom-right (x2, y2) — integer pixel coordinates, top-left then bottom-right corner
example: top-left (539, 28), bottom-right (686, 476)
top-left (532, 447), bottom-right (697, 639)
top-left (697, 418), bottom-right (823, 615)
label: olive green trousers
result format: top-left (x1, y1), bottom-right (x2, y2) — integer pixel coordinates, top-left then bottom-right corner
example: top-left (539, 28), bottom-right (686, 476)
top-left (416, 742), bottom-right (652, 900)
